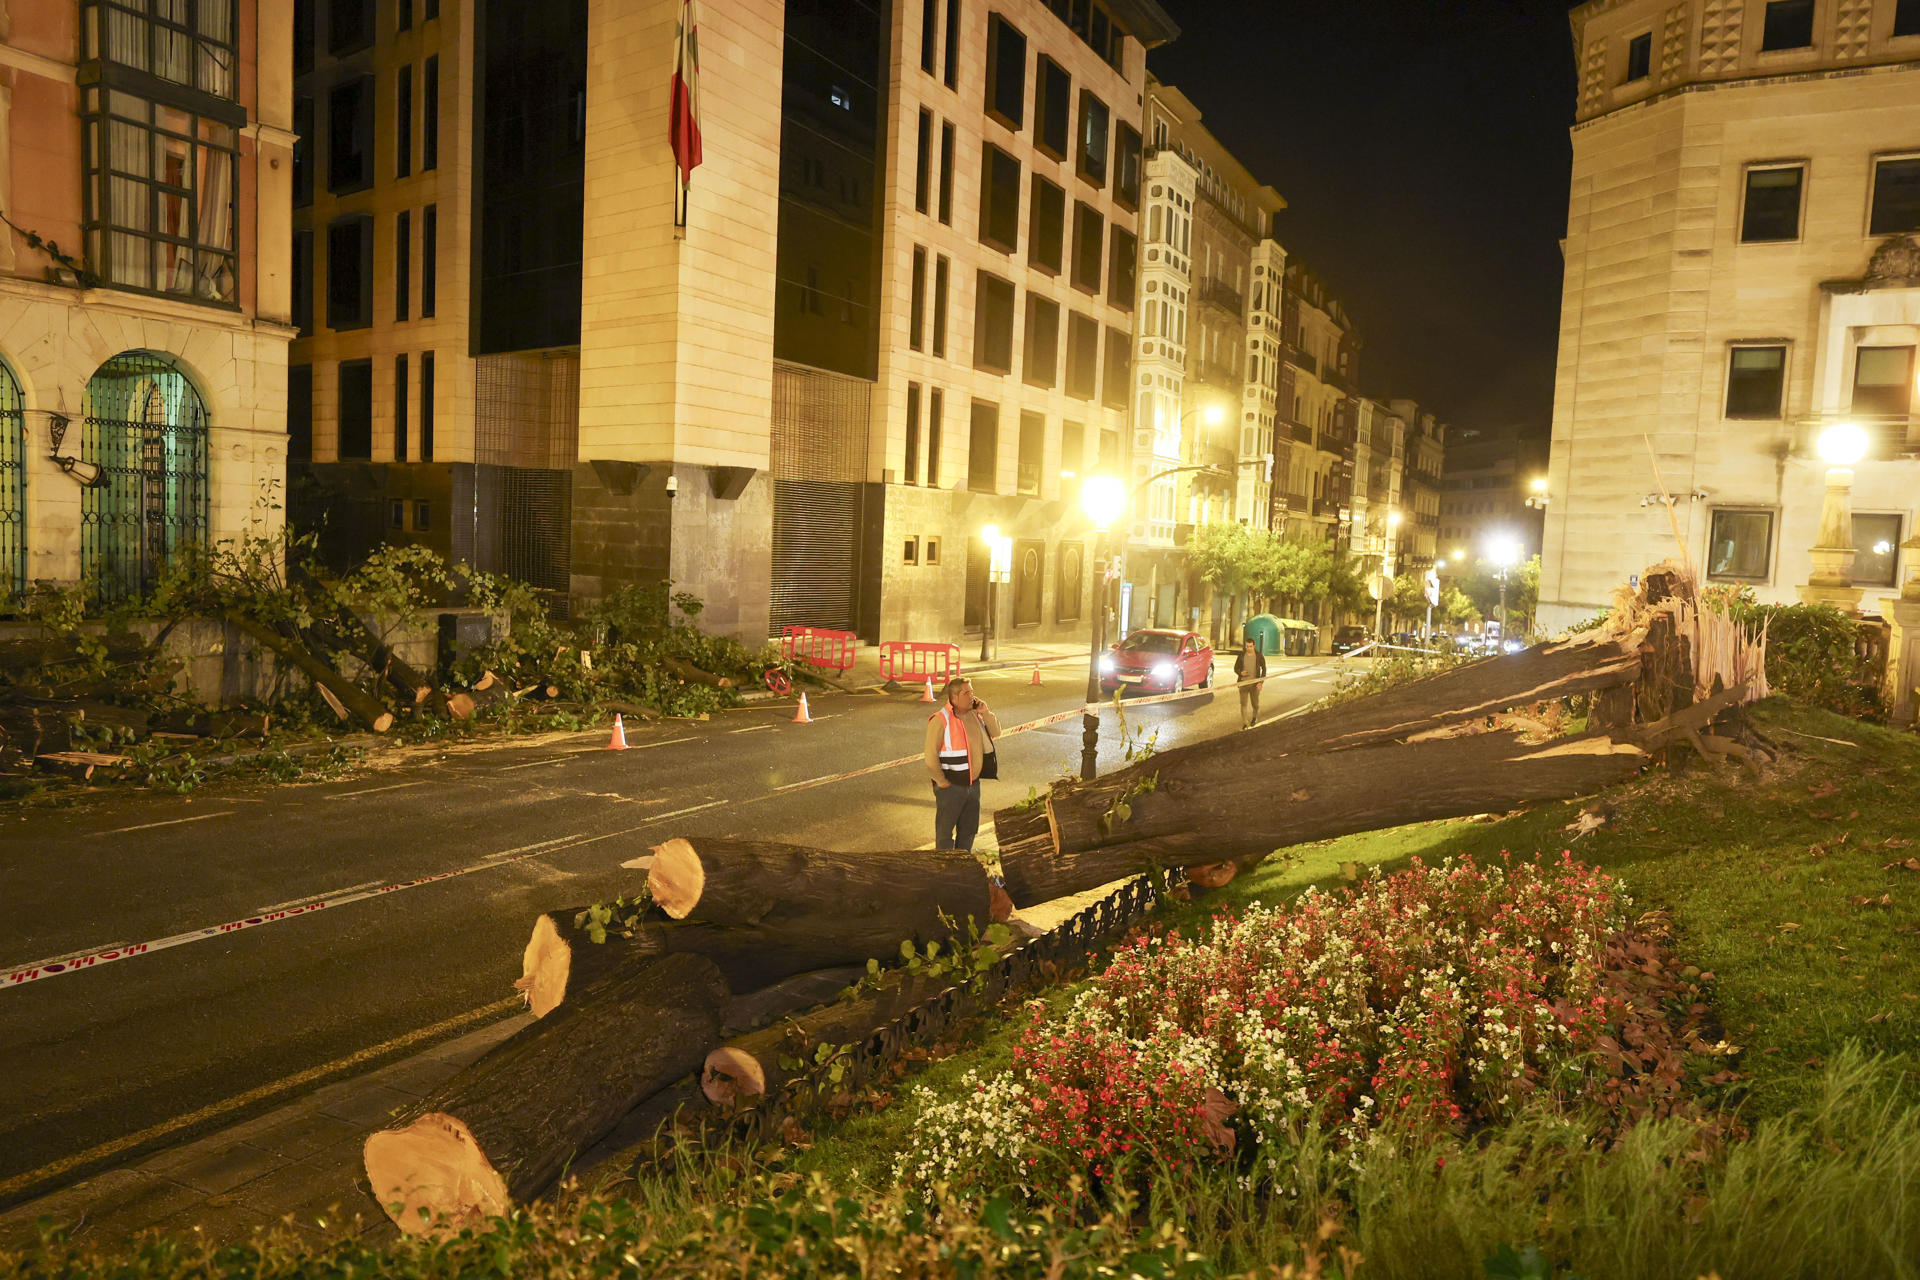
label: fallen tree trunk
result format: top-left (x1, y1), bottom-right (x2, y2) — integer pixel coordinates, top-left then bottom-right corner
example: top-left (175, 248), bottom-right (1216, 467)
top-left (364, 952), bottom-right (728, 1237)
top-left (227, 615), bottom-right (394, 732)
top-left (648, 836), bottom-right (997, 929)
top-left (662, 656), bottom-right (734, 689)
top-left (0, 632), bottom-right (149, 671)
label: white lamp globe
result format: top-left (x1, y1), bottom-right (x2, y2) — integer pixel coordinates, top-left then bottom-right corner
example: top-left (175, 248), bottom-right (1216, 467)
top-left (1818, 422), bottom-right (1868, 466)
top-left (1080, 475), bottom-right (1126, 531)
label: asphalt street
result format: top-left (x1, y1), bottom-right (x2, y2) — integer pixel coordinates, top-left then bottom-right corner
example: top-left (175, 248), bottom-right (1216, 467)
top-left (0, 655), bottom-right (1341, 1201)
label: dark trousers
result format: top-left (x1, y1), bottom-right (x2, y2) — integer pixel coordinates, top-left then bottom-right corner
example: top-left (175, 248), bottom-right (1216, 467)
top-left (933, 781), bottom-right (982, 851)
top-left (1239, 684), bottom-right (1262, 726)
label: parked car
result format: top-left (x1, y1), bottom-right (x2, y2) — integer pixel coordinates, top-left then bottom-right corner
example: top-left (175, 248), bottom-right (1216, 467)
top-left (1331, 625), bottom-right (1374, 656)
top-left (1098, 629), bottom-right (1215, 695)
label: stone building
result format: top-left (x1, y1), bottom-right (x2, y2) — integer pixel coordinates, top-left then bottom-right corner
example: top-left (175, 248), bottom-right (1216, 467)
top-left (1439, 423), bottom-right (1547, 563)
top-left (1541, 0), bottom-right (1920, 633)
top-left (1276, 259), bottom-right (1358, 546)
top-left (1, 1), bottom-right (295, 599)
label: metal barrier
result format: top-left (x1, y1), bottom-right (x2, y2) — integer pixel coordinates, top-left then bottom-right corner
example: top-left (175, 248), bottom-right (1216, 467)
top-left (879, 640), bottom-right (963, 685)
top-left (780, 625), bottom-right (858, 673)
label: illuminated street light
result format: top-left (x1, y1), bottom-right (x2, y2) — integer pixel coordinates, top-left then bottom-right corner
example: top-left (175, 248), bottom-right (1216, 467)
top-left (1801, 423), bottom-right (1868, 610)
top-left (1487, 535), bottom-right (1522, 647)
top-left (1080, 474), bottom-right (1129, 775)
top-left (978, 525), bottom-right (1013, 662)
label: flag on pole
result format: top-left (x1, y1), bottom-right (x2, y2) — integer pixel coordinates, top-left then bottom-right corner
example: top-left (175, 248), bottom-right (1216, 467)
top-left (670, 0), bottom-right (703, 186)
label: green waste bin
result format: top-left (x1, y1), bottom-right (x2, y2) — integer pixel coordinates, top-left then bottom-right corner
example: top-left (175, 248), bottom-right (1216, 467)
top-left (1242, 614), bottom-right (1283, 657)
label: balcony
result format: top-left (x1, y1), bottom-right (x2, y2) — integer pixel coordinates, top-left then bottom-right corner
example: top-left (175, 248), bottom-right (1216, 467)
top-left (1284, 346), bottom-right (1319, 379)
top-left (1416, 512), bottom-right (1439, 529)
top-left (1312, 496), bottom-right (1344, 519)
top-left (1406, 467), bottom-right (1442, 490)
top-left (1197, 277), bottom-right (1245, 319)
top-left (1286, 419), bottom-right (1314, 445)
top-left (1790, 413), bottom-right (1920, 460)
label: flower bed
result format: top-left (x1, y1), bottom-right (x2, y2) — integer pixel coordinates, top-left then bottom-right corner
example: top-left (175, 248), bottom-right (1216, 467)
top-left (898, 855), bottom-right (1720, 1203)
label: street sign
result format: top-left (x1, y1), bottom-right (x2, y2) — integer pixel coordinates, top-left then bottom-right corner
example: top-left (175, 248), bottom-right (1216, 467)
top-left (1629, 573), bottom-right (1640, 590)
top-left (1424, 568), bottom-right (1440, 608)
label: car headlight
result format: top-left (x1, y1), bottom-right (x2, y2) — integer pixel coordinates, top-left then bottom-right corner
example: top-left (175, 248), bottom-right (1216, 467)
top-left (1152, 661), bottom-right (1175, 680)
top-left (1097, 656), bottom-right (1115, 674)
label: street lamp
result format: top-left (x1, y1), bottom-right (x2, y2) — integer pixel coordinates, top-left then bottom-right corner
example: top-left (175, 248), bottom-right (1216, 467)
top-left (1080, 475), bottom-right (1127, 780)
top-left (1373, 509), bottom-right (1402, 640)
top-left (1488, 535), bottom-right (1522, 646)
top-left (979, 524), bottom-right (1013, 662)
top-left (1524, 476), bottom-right (1549, 510)
top-left (1799, 422), bottom-right (1868, 611)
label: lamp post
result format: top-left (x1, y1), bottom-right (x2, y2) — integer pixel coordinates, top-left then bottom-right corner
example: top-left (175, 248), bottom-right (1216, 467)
top-left (978, 525), bottom-right (1013, 662)
top-left (1079, 475), bottom-right (1127, 780)
top-left (1488, 535), bottom-right (1521, 646)
top-left (1798, 422), bottom-right (1868, 612)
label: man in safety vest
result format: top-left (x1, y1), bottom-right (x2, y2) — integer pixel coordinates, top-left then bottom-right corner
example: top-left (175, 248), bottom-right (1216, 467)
top-left (923, 676), bottom-right (1001, 852)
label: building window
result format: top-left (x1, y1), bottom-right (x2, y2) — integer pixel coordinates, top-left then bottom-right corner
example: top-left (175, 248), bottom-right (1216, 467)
top-left (944, 0), bottom-right (961, 88)
top-left (328, 76), bottom-right (375, 193)
top-left (1029, 176), bottom-right (1065, 274)
top-left (395, 353), bottom-right (410, 461)
top-left (395, 210), bottom-right (411, 320)
top-left (288, 364), bottom-right (313, 462)
top-left (399, 0), bottom-right (414, 30)
top-left (1035, 56), bottom-right (1070, 160)
top-left (1023, 295), bottom-right (1059, 388)
top-left (414, 500), bottom-right (430, 532)
top-left (292, 95), bottom-right (313, 208)
top-left (915, 109), bottom-right (932, 213)
top-left (1852, 346), bottom-right (1915, 418)
top-left (1624, 31), bottom-right (1652, 82)
top-left (422, 204), bottom-right (437, 317)
top-left (86, 0), bottom-right (238, 97)
top-left (1108, 226), bottom-right (1136, 309)
top-left (326, 215), bottom-right (374, 329)
top-left (985, 14), bottom-right (1026, 129)
top-left (292, 229), bottom-right (313, 334)
top-left (423, 56), bottom-right (440, 171)
top-left (1869, 155), bottom-right (1920, 235)
top-left (904, 537), bottom-right (919, 564)
top-left (926, 537), bottom-right (941, 563)
top-left (1898, 0), bottom-right (1920, 37)
top-left (1066, 312), bottom-right (1098, 400)
top-left (390, 499), bottom-right (405, 529)
top-left (338, 359), bottom-right (374, 459)
top-left (421, 353), bottom-right (435, 460)
top-left (1114, 123), bottom-right (1141, 210)
top-left (906, 383), bottom-right (922, 483)
top-left (1017, 411), bottom-right (1045, 495)
top-left (968, 399), bottom-right (999, 492)
top-left (329, 0), bottom-right (375, 54)
top-left (1102, 327), bottom-right (1129, 409)
top-left (938, 123), bottom-right (955, 224)
top-left (1854, 514), bottom-right (1904, 588)
top-left (973, 270), bottom-right (1016, 374)
top-left (1724, 345), bottom-right (1785, 417)
top-left (931, 255), bottom-right (950, 356)
top-left (1071, 202), bottom-right (1103, 293)
top-left (1706, 508), bottom-right (1774, 582)
top-left (910, 248), bottom-right (929, 350)
top-left (1759, 0), bottom-right (1815, 50)
top-left (1740, 164), bottom-right (1803, 242)
top-left (980, 145), bottom-right (1021, 253)
top-left (928, 387), bottom-right (943, 485)
top-left (1077, 90), bottom-right (1109, 187)
top-left (294, 0), bottom-right (314, 74)
top-left (921, 0), bottom-right (939, 73)
top-left (1061, 420), bottom-right (1084, 478)
top-left (396, 65), bottom-right (414, 178)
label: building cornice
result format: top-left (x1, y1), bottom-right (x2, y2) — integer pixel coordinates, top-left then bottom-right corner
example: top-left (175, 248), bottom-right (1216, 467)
top-left (0, 41), bottom-right (76, 83)
top-left (1575, 54), bottom-right (1920, 130)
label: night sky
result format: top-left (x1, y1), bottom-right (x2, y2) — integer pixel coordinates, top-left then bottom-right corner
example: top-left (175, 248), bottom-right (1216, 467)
top-left (1147, 1), bottom-right (1578, 436)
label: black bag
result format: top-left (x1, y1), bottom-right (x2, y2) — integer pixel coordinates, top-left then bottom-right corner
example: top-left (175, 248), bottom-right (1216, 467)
top-left (977, 722), bottom-right (999, 780)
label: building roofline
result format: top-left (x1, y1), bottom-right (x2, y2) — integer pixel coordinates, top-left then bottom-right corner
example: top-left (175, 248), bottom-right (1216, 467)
top-left (1110, 0), bottom-right (1180, 50)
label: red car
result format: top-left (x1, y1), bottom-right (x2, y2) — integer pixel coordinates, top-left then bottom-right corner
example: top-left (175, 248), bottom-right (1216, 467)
top-left (1098, 629), bottom-right (1215, 695)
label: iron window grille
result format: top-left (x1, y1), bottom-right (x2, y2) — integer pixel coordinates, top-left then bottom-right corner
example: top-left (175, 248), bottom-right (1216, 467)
top-left (80, 352), bottom-right (210, 601)
top-left (0, 361), bottom-right (24, 599)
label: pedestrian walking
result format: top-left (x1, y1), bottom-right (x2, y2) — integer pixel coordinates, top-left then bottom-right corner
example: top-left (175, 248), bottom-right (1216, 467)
top-left (1233, 636), bottom-right (1267, 729)
top-left (924, 677), bottom-right (1001, 852)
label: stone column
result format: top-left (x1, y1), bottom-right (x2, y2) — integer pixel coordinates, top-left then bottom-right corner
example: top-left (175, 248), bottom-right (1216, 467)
top-left (1886, 536), bottom-right (1920, 727)
top-left (1797, 464), bottom-right (1864, 612)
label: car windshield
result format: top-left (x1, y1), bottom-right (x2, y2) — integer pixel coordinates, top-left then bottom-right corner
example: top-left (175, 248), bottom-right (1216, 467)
top-left (1117, 633), bottom-right (1183, 655)
top-left (1336, 627), bottom-right (1365, 640)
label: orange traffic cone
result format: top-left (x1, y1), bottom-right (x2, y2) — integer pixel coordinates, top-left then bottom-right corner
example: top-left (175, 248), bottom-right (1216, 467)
top-left (791, 693), bottom-right (813, 724)
top-left (606, 713), bottom-right (629, 750)
top-left (920, 677), bottom-right (936, 703)
top-left (1030, 663), bottom-right (1042, 686)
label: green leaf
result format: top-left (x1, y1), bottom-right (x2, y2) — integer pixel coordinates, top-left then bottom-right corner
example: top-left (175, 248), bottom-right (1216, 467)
top-left (985, 923), bottom-right (1012, 947)
top-left (900, 940), bottom-right (916, 961)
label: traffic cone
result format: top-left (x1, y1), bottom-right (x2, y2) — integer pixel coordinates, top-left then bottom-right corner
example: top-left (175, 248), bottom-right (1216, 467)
top-left (791, 692), bottom-right (813, 724)
top-left (606, 713), bottom-right (629, 750)
top-left (920, 677), bottom-right (936, 703)
top-left (1030, 663), bottom-right (1042, 686)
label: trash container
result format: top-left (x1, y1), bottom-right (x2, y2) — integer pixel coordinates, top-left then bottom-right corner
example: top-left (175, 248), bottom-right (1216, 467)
top-left (1277, 618), bottom-right (1316, 657)
top-left (1242, 613), bottom-right (1283, 657)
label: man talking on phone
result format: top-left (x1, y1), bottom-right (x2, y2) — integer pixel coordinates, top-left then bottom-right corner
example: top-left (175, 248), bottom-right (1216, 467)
top-left (923, 677), bottom-right (1001, 852)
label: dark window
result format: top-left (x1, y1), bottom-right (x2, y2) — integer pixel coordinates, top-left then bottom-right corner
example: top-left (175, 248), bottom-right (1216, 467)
top-left (1870, 157), bottom-right (1920, 235)
top-left (294, 0), bottom-right (314, 74)
top-left (1114, 123), bottom-right (1141, 209)
top-left (1066, 312), bottom-right (1098, 400)
top-left (1625, 32), bottom-right (1652, 82)
top-left (394, 354), bottom-right (410, 461)
top-left (329, 0), bottom-right (374, 54)
top-left (1706, 509), bottom-right (1774, 582)
top-left (293, 95), bottom-right (313, 207)
top-left (288, 363), bottom-right (313, 462)
top-left (1102, 327), bottom-right (1128, 409)
top-left (395, 210), bottom-right (411, 320)
top-left (422, 204), bottom-right (437, 317)
top-left (906, 383), bottom-right (922, 483)
top-left (915, 109), bottom-right (933, 213)
top-left (1029, 176), bottom-right (1065, 274)
top-left (1061, 419), bottom-right (1084, 477)
top-left (423, 56), bottom-right (440, 171)
top-left (390, 499), bottom-right (404, 529)
top-left (1077, 90), bottom-right (1108, 187)
top-left (921, 0), bottom-right (939, 72)
top-left (927, 387), bottom-right (943, 485)
top-left (973, 270), bottom-right (1015, 373)
top-left (1760, 0), bottom-right (1815, 50)
top-left (291, 229), bottom-right (313, 334)
top-left (421, 352), bottom-right (435, 460)
top-left (904, 537), bottom-right (919, 564)
top-left (1724, 345), bottom-right (1785, 418)
top-left (1071, 202), bottom-right (1103, 292)
top-left (338, 359), bottom-right (374, 459)
top-left (1854, 513), bottom-right (1904, 588)
top-left (944, 0), bottom-right (961, 88)
top-left (396, 64), bottom-right (414, 178)
top-left (328, 76), bottom-right (375, 193)
top-left (1108, 225), bottom-right (1136, 309)
top-left (911, 247), bottom-right (927, 350)
top-left (938, 123), bottom-right (955, 223)
top-left (985, 14), bottom-right (1026, 129)
top-left (980, 145), bottom-right (1021, 252)
top-left (933, 255), bottom-right (950, 356)
top-left (399, 0), bottom-right (414, 30)
top-left (1069, 0), bottom-right (1089, 38)
top-left (87, 0), bottom-right (241, 96)
top-left (414, 500), bottom-right (429, 532)
top-left (1023, 294), bottom-right (1059, 388)
top-left (1852, 346), bottom-right (1914, 417)
top-left (1017, 411), bottom-right (1044, 495)
top-left (427, 0), bottom-right (440, 19)
top-left (1899, 0), bottom-right (1920, 36)
top-left (326, 215), bottom-right (373, 329)
top-left (1035, 57), bottom-right (1070, 159)
top-left (968, 399), bottom-right (999, 491)
top-left (1741, 166), bottom-right (1802, 241)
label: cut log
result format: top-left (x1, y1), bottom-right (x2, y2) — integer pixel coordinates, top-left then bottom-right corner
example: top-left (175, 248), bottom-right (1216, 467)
top-left (647, 836), bottom-right (996, 928)
top-left (364, 952), bottom-right (728, 1237)
top-left (35, 751), bottom-right (130, 780)
top-left (662, 656), bottom-right (734, 689)
top-left (153, 708), bottom-right (271, 739)
top-left (445, 692), bottom-right (477, 720)
top-left (226, 614), bottom-right (395, 733)
top-left (0, 631), bottom-right (149, 671)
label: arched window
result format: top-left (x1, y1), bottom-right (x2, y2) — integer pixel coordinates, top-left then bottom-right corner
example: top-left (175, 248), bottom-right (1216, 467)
top-left (81, 351), bottom-right (209, 599)
top-left (0, 358), bottom-right (23, 598)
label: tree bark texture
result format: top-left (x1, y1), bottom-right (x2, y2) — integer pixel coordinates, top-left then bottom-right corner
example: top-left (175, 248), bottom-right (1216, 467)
top-left (648, 836), bottom-right (995, 930)
top-left (226, 614), bottom-right (394, 732)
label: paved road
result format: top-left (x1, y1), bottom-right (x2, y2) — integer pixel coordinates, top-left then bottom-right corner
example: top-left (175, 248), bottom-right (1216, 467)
top-left (0, 655), bottom-right (1342, 1201)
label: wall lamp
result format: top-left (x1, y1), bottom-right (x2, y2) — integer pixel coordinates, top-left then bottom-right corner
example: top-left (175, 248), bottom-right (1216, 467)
top-left (43, 412), bottom-right (106, 488)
